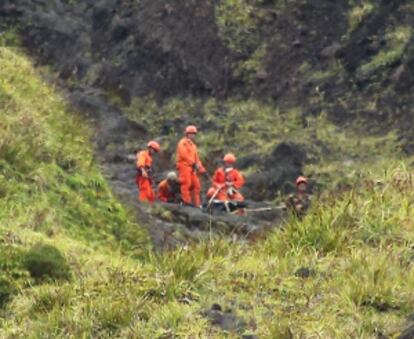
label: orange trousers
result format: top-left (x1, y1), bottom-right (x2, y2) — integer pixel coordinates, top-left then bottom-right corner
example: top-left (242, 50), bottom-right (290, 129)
top-left (136, 175), bottom-right (154, 203)
top-left (178, 166), bottom-right (201, 206)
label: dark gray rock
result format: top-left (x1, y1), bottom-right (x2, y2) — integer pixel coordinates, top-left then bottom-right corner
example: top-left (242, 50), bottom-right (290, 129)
top-left (202, 304), bottom-right (247, 333)
top-left (244, 142), bottom-right (306, 201)
top-left (156, 203), bottom-right (285, 237)
top-left (295, 267), bottom-right (316, 278)
top-left (320, 42), bottom-right (342, 58)
top-left (398, 323), bottom-right (414, 339)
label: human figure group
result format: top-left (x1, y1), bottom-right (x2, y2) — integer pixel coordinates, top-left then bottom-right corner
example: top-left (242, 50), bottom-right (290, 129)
top-left (136, 124), bottom-right (311, 216)
top-left (135, 125), bottom-right (246, 208)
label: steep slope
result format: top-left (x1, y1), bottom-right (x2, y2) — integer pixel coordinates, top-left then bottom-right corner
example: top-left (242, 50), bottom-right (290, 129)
top-left (0, 25), bottom-right (414, 339)
top-left (0, 41), bottom-right (149, 318)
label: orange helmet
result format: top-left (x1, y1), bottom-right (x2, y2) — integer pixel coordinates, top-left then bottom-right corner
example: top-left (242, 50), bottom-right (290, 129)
top-left (296, 176), bottom-right (308, 186)
top-left (223, 153), bottom-right (236, 164)
top-left (207, 187), bottom-right (216, 198)
top-left (185, 125), bottom-right (198, 134)
top-left (147, 140), bottom-right (160, 152)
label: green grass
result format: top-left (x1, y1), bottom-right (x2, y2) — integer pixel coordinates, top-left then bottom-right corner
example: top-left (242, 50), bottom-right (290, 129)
top-left (359, 25), bottom-right (412, 76)
top-left (1, 36), bottom-right (414, 337)
top-left (347, 1), bottom-right (374, 34)
top-left (4, 156), bottom-right (414, 337)
top-left (215, 0), bottom-right (262, 55)
top-left (0, 42), bottom-right (150, 325)
top-left (0, 45), bottom-right (149, 252)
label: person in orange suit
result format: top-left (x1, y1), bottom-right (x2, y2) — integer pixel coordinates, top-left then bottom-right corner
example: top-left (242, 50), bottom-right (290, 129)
top-left (136, 140), bottom-right (160, 203)
top-left (176, 125), bottom-right (206, 207)
top-left (209, 153), bottom-right (245, 202)
top-left (286, 176), bottom-right (312, 218)
top-left (158, 171), bottom-right (181, 203)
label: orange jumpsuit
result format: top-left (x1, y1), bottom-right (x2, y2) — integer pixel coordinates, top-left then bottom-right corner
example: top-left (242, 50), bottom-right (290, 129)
top-left (211, 167), bottom-right (245, 202)
top-left (158, 179), bottom-right (180, 203)
top-left (176, 137), bottom-right (205, 206)
top-left (136, 150), bottom-right (154, 203)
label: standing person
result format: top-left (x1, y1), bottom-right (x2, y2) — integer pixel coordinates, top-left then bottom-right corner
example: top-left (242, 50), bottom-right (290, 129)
top-left (158, 171), bottom-right (181, 203)
top-left (136, 140), bottom-right (160, 203)
top-left (176, 125), bottom-right (206, 207)
top-left (210, 153), bottom-right (245, 202)
top-left (286, 176), bottom-right (312, 218)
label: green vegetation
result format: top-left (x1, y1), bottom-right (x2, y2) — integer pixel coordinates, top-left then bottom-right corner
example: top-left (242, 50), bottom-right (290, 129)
top-left (215, 0), bottom-right (270, 83)
top-left (2, 159), bottom-right (414, 336)
top-left (0, 44), bottom-right (148, 253)
top-left (215, 0), bottom-right (262, 55)
top-left (23, 244), bottom-right (71, 282)
top-left (0, 42), bottom-right (149, 325)
top-left (348, 1), bottom-right (374, 33)
top-left (1, 26), bottom-right (413, 338)
top-left (359, 25), bottom-right (412, 76)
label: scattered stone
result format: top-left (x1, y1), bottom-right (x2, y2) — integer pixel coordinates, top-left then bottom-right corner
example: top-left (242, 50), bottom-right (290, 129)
top-left (294, 267), bottom-right (316, 278)
top-left (202, 304), bottom-right (247, 333)
top-left (361, 299), bottom-right (400, 312)
top-left (390, 64), bottom-right (406, 84)
top-left (255, 70), bottom-right (268, 80)
top-left (157, 203), bottom-right (284, 238)
top-left (320, 42), bottom-right (342, 58)
top-left (398, 323), bottom-right (414, 339)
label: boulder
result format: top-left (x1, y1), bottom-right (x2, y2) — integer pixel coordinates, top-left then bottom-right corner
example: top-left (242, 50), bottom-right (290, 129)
top-left (244, 142), bottom-right (307, 200)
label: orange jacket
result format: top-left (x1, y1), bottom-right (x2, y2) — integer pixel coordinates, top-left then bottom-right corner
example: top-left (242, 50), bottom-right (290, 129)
top-left (158, 179), bottom-right (180, 202)
top-left (176, 137), bottom-right (205, 172)
top-left (136, 150), bottom-right (153, 175)
top-left (213, 167), bottom-right (244, 190)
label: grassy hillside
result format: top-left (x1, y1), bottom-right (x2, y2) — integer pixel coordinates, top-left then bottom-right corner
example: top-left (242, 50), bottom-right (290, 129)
top-left (0, 40), bottom-right (414, 338)
top-left (0, 39), bottom-right (150, 326)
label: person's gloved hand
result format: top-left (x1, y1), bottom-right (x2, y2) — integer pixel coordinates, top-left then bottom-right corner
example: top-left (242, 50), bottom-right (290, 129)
top-left (141, 169), bottom-right (148, 178)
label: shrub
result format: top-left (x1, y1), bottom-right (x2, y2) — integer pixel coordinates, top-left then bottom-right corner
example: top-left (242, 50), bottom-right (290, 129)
top-left (0, 278), bottom-right (17, 308)
top-left (0, 243), bottom-right (26, 308)
top-left (23, 244), bottom-right (71, 282)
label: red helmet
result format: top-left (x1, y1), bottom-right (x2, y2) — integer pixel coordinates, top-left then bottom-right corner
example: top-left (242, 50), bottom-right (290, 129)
top-left (296, 176), bottom-right (308, 186)
top-left (185, 125), bottom-right (198, 134)
top-left (223, 153), bottom-right (236, 164)
top-left (147, 140), bottom-right (160, 152)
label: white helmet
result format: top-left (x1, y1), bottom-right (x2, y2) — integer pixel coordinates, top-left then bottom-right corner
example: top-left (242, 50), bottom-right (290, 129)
top-left (167, 171), bottom-right (177, 181)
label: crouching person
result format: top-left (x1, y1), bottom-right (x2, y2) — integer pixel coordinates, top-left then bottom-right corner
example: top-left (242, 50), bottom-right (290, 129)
top-left (158, 172), bottom-right (181, 203)
top-left (286, 176), bottom-right (312, 218)
top-left (206, 153), bottom-right (246, 214)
